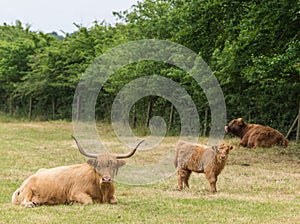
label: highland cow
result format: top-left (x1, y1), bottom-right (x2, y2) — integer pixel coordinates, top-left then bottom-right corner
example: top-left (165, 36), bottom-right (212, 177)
top-left (174, 141), bottom-right (233, 193)
top-left (225, 118), bottom-right (288, 148)
top-left (12, 136), bottom-right (144, 207)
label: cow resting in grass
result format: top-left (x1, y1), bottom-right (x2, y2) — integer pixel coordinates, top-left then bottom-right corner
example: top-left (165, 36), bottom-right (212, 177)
top-left (12, 136), bottom-right (144, 207)
top-left (174, 141), bottom-right (233, 193)
top-left (225, 118), bottom-right (288, 148)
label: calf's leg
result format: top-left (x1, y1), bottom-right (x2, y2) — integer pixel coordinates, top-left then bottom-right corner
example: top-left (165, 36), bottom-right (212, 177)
top-left (177, 169), bottom-right (191, 190)
top-left (209, 180), bottom-right (217, 194)
top-left (205, 173), bottom-right (217, 194)
top-left (183, 170), bottom-right (191, 189)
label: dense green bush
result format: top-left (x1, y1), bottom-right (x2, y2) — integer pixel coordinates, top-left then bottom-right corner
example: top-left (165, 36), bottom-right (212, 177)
top-left (0, 0), bottom-right (299, 136)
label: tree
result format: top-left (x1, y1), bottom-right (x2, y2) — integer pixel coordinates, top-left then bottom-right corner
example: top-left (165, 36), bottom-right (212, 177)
top-left (0, 21), bottom-right (37, 115)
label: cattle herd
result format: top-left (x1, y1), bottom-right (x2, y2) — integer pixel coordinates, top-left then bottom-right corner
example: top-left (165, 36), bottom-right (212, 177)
top-left (12, 118), bottom-right (288, 207)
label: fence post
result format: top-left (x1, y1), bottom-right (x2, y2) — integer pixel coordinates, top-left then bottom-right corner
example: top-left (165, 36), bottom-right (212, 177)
top-left (297, 102), bottom-right (300, 143)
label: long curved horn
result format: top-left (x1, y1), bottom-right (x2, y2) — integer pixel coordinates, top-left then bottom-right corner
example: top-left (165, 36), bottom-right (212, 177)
top-left (116, 139), bottom-right (144, 159)
top-left (72, 135), bottom-right (98, 159)
top-left (72, 136), bottom-right (144, 159)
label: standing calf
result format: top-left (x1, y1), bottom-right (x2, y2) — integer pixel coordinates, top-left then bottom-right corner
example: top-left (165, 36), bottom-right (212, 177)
top-left (12, 136), bottom-right (144, 207)
top-left (174, 141), bottom-right (233, 193)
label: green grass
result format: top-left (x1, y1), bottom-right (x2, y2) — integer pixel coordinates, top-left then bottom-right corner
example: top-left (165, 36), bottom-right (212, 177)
top-left (0, 118), bottom-right (299, 223)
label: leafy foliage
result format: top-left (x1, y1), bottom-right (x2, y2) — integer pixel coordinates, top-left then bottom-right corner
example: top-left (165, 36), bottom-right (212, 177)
top-left (0, 0), bottom-right (299, 135)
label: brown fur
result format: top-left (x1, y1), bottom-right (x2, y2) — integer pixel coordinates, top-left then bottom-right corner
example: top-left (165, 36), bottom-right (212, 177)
top-left (174, 141), bottom-right (233, 193)
top-left (12, 154), bottom-right (125, 207)
top-left (225, 118), bottom-right (288, 148)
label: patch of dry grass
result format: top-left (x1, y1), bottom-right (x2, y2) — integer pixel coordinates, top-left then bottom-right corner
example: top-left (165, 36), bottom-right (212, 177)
top-left (0, 119), bottom-right (299, 223)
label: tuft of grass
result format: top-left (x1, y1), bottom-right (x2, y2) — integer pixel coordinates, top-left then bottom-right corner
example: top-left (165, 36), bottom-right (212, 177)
top-left (0, 120), bottom-right (299, 224)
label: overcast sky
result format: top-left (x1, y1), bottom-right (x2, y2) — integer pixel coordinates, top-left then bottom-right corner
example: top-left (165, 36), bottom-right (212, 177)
top-left (0, 0), bottom-right (139, 34)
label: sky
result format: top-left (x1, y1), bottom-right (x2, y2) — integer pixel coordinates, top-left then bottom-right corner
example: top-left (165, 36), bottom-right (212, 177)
top-left (0, 0), bottom-right (139, 34)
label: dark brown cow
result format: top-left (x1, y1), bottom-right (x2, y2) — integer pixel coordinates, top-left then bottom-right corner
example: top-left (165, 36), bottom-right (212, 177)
top-left (174, 141), bottom-right (233, 193)
top-left (12, 136), bottom-right (144, 207)
top-left (225, 118), bottom-right (288, 148)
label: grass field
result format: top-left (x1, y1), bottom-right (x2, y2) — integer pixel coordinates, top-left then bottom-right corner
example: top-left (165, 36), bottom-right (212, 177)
top-left (0, 118), bottom-right (299, 223)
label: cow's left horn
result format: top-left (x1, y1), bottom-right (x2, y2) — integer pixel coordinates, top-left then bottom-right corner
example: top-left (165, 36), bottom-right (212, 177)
top-left (116, 139), bottom-right (144, 159)
top-left (72, 135), bottom-right (98, 159)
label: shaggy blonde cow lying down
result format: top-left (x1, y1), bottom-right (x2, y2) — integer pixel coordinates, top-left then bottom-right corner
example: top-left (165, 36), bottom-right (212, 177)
top-left (12, 136), bottom-right (144, 207)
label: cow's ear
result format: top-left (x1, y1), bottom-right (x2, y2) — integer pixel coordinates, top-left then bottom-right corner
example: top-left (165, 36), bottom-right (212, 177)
top-left (87, 159), bottom-right (98, 168)
top-left (212, 145), bottom-right (219, 152)
top-left (117, 160), bottom-right (126, 168)
top-left (237, 118), bottom-right (244, 125)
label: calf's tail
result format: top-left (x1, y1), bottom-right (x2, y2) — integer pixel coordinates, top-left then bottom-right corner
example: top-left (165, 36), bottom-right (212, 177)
top-left (174, 150), bottom-right (178, 168)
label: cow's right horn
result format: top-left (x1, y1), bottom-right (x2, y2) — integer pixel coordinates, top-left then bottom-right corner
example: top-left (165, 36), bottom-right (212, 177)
top-left (72, 135), bottom-right (98, 159)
